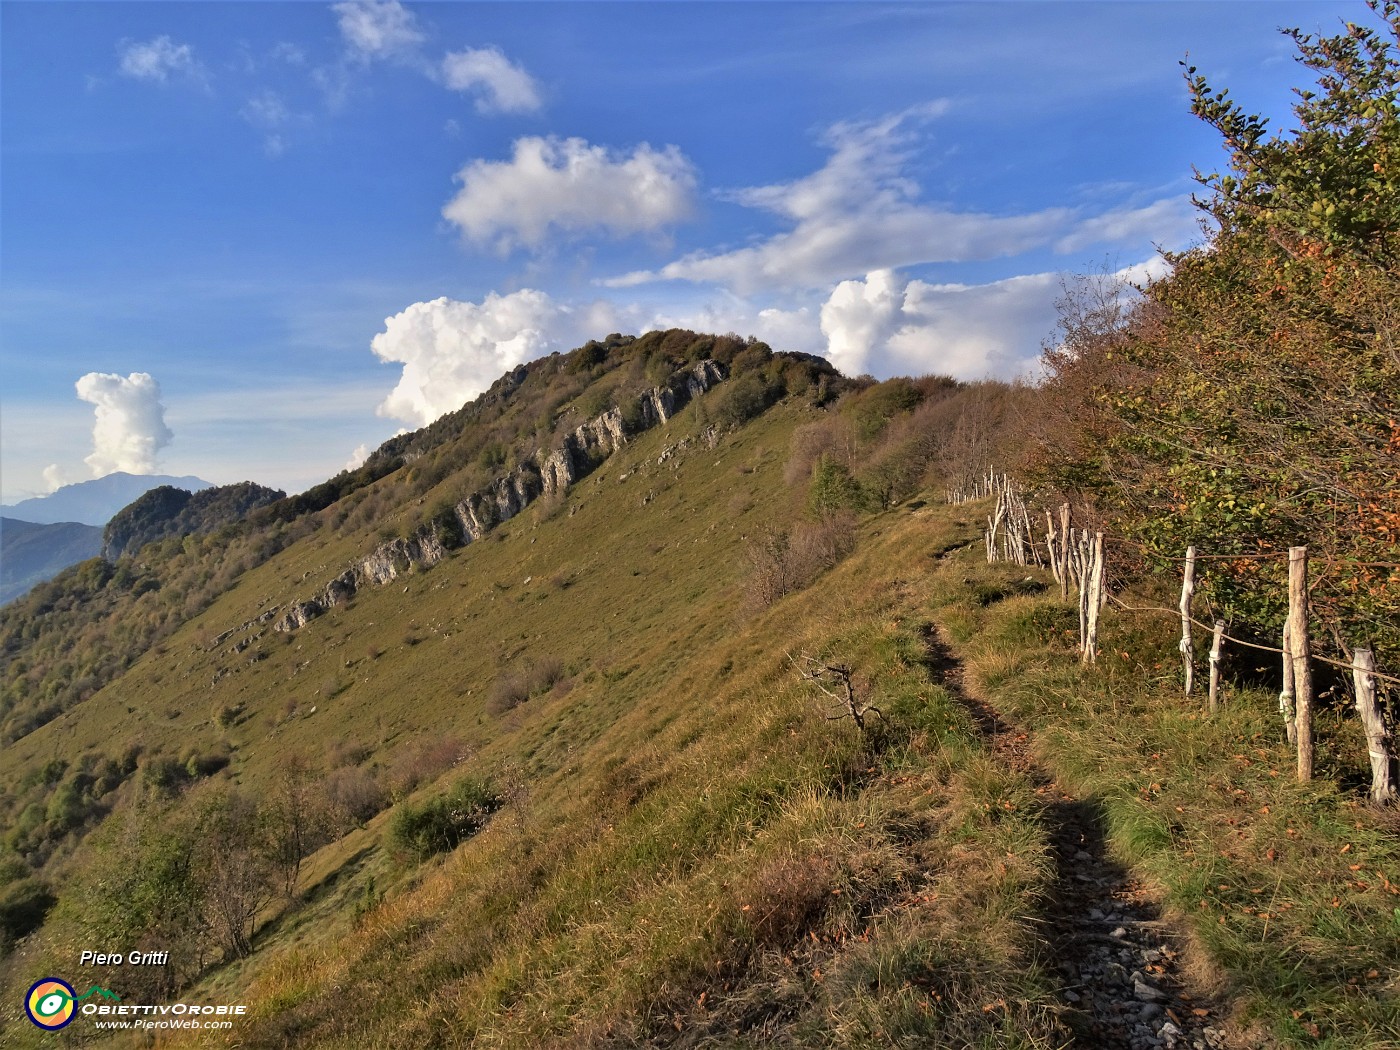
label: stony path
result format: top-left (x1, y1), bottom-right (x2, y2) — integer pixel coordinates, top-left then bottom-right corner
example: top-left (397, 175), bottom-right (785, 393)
top-left (922, 625), bottom-right (1239, 1050)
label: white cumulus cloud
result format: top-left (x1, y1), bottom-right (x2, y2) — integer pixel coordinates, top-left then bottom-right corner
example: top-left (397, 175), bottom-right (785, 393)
top-left (117, 36), bottom-right (202, 83)
top-left (442, 136), bottom-right (697, 252)
top-left (441, 47), bottom-right (542, 114)
top-left (332, 0), bottom-right (425, 62)
top-left (819, 269), bottom-right (1061, 380)
top-left (610, 106), bottom-right (1071, 294)
top-left (75, 371), bottom-right (174, 477)
top-left (42, 464), bottom-right (72, 493)
top-left (371, 291), bottom-right (635, 426)
top-left (820, 270), bottom-right (908, 374)
top-left (345, 443), bottom-right (371, 471)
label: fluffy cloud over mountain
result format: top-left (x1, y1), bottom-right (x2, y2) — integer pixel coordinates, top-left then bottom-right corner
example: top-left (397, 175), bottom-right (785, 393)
top-left (370, 292), bottom-right (635, 426)
top-left (75, 371), bottom-right (174, 477)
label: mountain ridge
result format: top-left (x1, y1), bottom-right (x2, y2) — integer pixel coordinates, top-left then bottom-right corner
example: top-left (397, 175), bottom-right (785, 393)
top-left (0, 325), bottom-right (1393, 1049)
top-left (0, 473), bottom-right (213, 527)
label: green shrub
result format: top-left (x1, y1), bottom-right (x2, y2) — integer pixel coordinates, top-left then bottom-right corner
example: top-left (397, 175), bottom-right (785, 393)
top-left (844, 377), bottom-right (924, 440)
top-left (142, 755), bottom-right (189, 792)
top-left (808, 455), bottom-right (868, 516)
top-left (388, 776), bottom-right (500, 862)
top-left (715, 373), bottom-right (779, 427)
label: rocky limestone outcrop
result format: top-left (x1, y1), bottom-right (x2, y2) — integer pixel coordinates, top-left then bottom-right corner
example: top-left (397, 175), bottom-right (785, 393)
top-left (276, 600), bottom-right (324, 632)
top-left (687, 359), bottom-right (725, 399)
top-left (273, 358), bottom-right (727, 632)
top-left (271, 527), bottom-right (452, 631)
top-left (539, 445), bottom-right (578, 497)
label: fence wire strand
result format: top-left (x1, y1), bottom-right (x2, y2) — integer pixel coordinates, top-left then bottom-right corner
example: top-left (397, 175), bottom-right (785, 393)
top-left (1107, 593), bottom-right (1400, 686)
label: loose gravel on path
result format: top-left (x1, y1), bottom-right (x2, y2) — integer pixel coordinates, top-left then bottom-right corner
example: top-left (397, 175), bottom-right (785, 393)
top-left (923, 624), bottom-right (1240, 1050)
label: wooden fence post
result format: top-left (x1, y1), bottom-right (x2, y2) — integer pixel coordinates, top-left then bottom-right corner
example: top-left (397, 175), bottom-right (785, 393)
top-left (1352, 648), bottom-right (1398, 804)
top-left (1179, 546), bottom-right (1197, 695)
top-left (1208, 619), bottom-right (1226, 715)
top-left (1058, 504), bottom-right (1071, 600)
top-left (1288, 546), bottom-right (1314, 781)
top-left (1045, 510), bottom-right (1061, 590)
top-left (1075, 531), bottom-right (1089, 657)
top-left (1279, 621), bottom-right (1297, 745)
top-left (1082, 532), bottom-right (1104, 664)
top-left (986, 490), bottom-right (1007, 565)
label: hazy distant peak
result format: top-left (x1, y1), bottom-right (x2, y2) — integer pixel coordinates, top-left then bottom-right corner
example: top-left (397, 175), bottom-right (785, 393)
top-left (0, 473), bottom-right (213, 527)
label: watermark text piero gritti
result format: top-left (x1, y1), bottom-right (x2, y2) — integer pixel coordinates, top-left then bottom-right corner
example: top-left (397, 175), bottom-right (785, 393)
top-left (81, 949), bottom-right (169, 965)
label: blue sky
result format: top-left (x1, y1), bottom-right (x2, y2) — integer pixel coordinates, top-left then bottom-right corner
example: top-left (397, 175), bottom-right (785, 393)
top-left (0, 0), bottom-right (1369, 501)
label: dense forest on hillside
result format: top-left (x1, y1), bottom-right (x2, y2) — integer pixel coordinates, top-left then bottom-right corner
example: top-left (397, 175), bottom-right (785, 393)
top-left (102, 482), bottom-right (286, 560)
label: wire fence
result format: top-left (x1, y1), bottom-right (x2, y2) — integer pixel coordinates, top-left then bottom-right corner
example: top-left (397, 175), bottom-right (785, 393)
top-left (952, 473), bottom-right (1398, 800)
top-left (1104, 593), bottom-right (1400, 687)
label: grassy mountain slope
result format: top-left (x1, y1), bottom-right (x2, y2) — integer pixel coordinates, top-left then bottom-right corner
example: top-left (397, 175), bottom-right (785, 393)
top-left (0, 334), bottom-right (1394, 1049)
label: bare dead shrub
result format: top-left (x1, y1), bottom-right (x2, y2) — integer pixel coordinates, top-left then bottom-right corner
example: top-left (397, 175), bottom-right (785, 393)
top-left (319, 767), bottom-right (388, 836)
top-left (745, 514), bottom-right (857, 610)
top-left (487, 673), bottom-right (530, 714)
top-left (486, 655), bottom-right (566, 715)
top-left (744, 527), bottom-right (795, 610)
top-left (384, 735), bottom-right (470, 798)
top-left (326, 740), bottom-right (370, 768)
top-left (741, 854), bottom-right (836, 948)
top-left (787, 512), bottom-right (857, 582)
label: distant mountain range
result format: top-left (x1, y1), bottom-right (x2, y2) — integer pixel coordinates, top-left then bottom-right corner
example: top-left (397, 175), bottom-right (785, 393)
top-left (0, 473), bottom-right (214, 605)
top-left (0, 473), bottom-right (212, 527)
top-left (0, 518), bottom-right (103, 605)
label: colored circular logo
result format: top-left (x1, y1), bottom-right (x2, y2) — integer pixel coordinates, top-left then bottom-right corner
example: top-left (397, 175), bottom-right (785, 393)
top-left (25, 978), bottom-right (77, 1030)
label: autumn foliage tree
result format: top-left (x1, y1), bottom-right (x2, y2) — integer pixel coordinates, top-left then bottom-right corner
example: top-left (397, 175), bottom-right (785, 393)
top-left (1036, 2), bottom-right (1400, 666)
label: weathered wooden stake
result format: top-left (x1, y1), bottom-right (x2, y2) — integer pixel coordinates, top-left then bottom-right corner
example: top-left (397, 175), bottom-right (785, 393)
top-left (1208, 619), bottom-right (1226, 715)
top-left (1288, 546), bottom-right (1314, 781)
top-left (1082, 532), bottom-right (1104, 664)
top-left (1045, 510), bottom-right (1060, 589)
top-left (1058, 504), bottom-right (1071, 600)
top-left (1179, 546), bottom-right (1198, 695)
top-left (1279, 620), bottom-right (1297, 745)
top-left (986, 492), bottom-right (1007, 565)
top-left (1352, 647), bottom-right (1397, 804)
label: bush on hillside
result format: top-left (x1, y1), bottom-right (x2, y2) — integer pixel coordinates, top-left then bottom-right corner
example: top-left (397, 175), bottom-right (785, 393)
top-left (0, 875), bottom-right (55, 948)
top-left (388, 776), bottom-right (500, 862)
top-left (320, 767), bottom-right (387, 836)
top-left (486, 655), bottom-right (566, 715)
top-left (383, 736), bottom-right (470, 798)
top-left (745, 514), bottom-right (857, 610)
top-left (808, 456), bottom-right (869, 516)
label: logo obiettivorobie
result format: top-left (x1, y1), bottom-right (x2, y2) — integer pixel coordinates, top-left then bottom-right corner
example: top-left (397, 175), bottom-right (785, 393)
top-left (25, 978), bottom-right (77, 1030)
top-left (24, 978), bottom-right (121, 1029)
